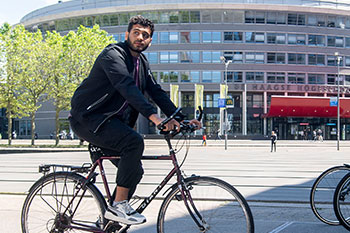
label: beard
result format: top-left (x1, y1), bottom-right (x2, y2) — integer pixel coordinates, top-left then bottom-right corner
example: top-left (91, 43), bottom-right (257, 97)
top-left (126, 37), bottom-right (150, 54)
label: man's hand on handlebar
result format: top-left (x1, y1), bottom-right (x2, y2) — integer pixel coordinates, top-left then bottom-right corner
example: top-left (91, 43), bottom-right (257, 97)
top-left (149, 113), bottom-right (201, 132)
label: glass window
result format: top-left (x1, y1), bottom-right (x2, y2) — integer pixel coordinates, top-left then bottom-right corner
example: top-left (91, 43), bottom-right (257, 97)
top-left (160, 32), bottom-right (169, 43)
top-left (169, 32), bottom-right (179, 43)
top-left (328, 15), bottom-right (336, 27)
top-left (212, 32), bottom-right (221, 43)
top-left (190, 31), bottom-right (200, 43)
top-left (246, 32), bottom-right (264, 43)
top-left (288, 13), bottom-right (297, 25)
top-left (247, 93), bottom-right (263, 108)
top-left (169, 11), bottom-right (179, 23)
top-left (212, 11), bottom-right (222, 23)
top-left (288, 73), bottom-right (305, 84)
top-left (233, 52), bottom-right (243, 63)
top-left (159, 12), bottom-right (170, 24)
top-left (227, 71), bottom-right (243, 83)
top-left (181, 92), bottom-right (194, 107)
top-left (202, 71), bottom-right (221, 83)
top-left (152, 32), bottom-right (158, 44)
top-left (336, 37), bottom-right (344, 47)
top-left (202, 10), bottom-right (211, 23)
top-left (160, 71), bottom-right (169, 83)
top-left (308, 74), bottom-right (325, 84)
top-left (191, 51), bottom-right (200, 63)
top-left (288, 53), bottom-right (305, 65)
top-left (327, 74), bottom-right (336, 85)
top-left (308, 35), bottom-right (325, 46)
top-left (223, 10), bottom-right (234, 23)
top-left (179, 11), bottom-right (190, 23)
top-left (267, 72), bottom-right (285, 83)
top-left (169, 71), bottom-right (178, 83)
top-left (233, 11), bottom-right (244, 23)
top-left (224, 32), bottom-right (233, 42)
top-left (345, 75), bottom-right (350, 85)
top-left (288, 34), bottom-right (306, 45)
top-left (317, 15), bottom-right (326, 27)
top-left (160, 52), bottom-right (169, 63)
top-left (203, 51), bottom-right (212, 63)
top-left (327, 55), bottom-right (338, 66)
top-left (327, 36), bottom-right (336, 47)
top-left (337, 16), bottom-right (345, 29)
top-left (276, 12), bottom-right (286, 24)
top-left (190, 11), bottom-right (200, 23)
top-left (202, 32), bottom-right (211, 43)
top-left (245, 52), bottom-right (264, 64)
top-left (255, 12), bottom-right (265, 24)
top-left (245, 11), bottom-right (255, 23)
top-left (346, 57), bottom-right (350, 67)
top-left (180, 51), bottom-right (190, 63)
top-left (145, 52), bottom-right (158, 64)
top-left (191, 71), bottom-right (200, 82)
top-left (233, 32), bottom-right (243, 42)
top-left (110, 14), bottom-right (119, 26)
top-left (308, 54), bottom-right (325, 66)
top-left (180, 31), bottom-right (190, 43)
top-left (181, 71), bottom-right (200, 83)
top-left (246, 72), bottom-right (264, 83)
top-left (267, 53), bottom-right (285, 64)
top-left (223, 51), bottom-right (233, 61)
top-left (298, 14), bottom-right (306, 25)
top-left (204, 93), bottom-right (220, 108)
top-left (308, 15), bottom-right (317, 26)
top-left (345, 37), bottom-right (350, 48)
top-left (267, 33), bottom-right (285, 44)
top-left (169, 52), bottom-right (178, 63)
top-left (267, 12), bottom-right (276, 24)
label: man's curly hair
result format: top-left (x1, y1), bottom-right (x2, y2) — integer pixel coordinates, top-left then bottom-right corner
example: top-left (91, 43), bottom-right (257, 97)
top-left (128, 15), bottom-right (154, 37)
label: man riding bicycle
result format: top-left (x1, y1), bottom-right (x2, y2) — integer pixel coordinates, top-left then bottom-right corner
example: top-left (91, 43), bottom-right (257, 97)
top-left (69, 15), bottom-right (201, 225)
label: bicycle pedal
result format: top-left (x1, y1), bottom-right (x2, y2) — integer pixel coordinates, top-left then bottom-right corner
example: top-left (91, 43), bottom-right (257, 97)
top-left (104, 221), bottom-right (122, 233)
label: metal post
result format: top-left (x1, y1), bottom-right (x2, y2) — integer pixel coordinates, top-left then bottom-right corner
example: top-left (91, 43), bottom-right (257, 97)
top-left (220, 56), bottom-right (232, 150)
top-left (335, 52), bottom-right (341, 151)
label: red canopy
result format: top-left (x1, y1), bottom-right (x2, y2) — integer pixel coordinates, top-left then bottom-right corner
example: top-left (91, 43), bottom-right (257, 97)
top-left (264, 96), bottom-right (350, 118)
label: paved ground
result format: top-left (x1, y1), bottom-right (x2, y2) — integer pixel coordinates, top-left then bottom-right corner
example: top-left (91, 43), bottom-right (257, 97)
top-left (1, 139), bottom-right (350, 232)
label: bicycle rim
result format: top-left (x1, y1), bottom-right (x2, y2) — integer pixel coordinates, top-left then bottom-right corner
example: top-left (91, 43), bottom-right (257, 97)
top-left (310, 166), bottom-right (350, 225)
top-left (158, 176), bottom-right (254, 233)
top-left (21, 172), bottom-right (106, 233)
top-left (334, 173), bottom-right (350, 230)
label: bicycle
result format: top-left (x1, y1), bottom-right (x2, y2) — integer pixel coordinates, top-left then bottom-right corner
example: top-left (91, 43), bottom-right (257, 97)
top-left (333, 169), bottom-right (350, 230)
top-left (21, 107), bottom-right (254, 233)
top-left (310, 164), bottom-right (350, 225)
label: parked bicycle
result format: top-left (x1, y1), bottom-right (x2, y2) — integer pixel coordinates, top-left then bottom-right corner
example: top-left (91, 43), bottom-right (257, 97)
top-left (310, 164), bottom-right (350, 225)
top-left (21, 107), bottom-right (254, 233)
top-left (333, 169), bottom-right (350, 230)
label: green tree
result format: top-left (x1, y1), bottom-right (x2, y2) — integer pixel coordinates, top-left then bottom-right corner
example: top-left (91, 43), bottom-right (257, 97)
top-left (49, 25), bottom-right (114, 145)
top-left (19, 28), bottom-right (51, 145)
top-left (0, 24), bottom-right (29, 145)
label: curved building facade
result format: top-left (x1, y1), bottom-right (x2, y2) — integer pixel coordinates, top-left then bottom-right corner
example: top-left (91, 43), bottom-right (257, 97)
top-left (17, 0), bottom-right (350, 140)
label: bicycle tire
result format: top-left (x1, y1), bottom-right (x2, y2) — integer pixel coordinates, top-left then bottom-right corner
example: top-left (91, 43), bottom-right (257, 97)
top-left (334, 172), bottom-right (350, 230)
top-left (310, 165), bottom-right (350, 225)
top-left (21, 172), bottom-right (107, 233)
top-left (157, 176), bottom-right (254, 233)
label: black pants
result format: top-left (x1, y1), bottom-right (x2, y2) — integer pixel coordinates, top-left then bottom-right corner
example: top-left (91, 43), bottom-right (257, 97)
top-left (69, 116), bottom-right (144, 200)
top-left (271, 141), bottom-right (276, 152)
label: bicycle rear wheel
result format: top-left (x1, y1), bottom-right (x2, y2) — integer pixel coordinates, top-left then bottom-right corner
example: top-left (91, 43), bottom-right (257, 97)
top-left (310, 165), bottom-right (350, 225)
top-left (157, 176), bottom-right (254, 233)
top-left (21, 172), bottom-right (106, 233)
top-left (334, 172), bottom-right (350, 230)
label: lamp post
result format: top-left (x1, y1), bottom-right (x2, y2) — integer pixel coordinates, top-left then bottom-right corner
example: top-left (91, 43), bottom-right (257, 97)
top-left (220, 56), bottom-right (232, 150)
top-left (335, 52), bottom-right (341, 151)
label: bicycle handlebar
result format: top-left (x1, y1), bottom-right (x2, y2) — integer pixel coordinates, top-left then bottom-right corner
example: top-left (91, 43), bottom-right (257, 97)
top-left (157, 106), bottom-right (203, 137)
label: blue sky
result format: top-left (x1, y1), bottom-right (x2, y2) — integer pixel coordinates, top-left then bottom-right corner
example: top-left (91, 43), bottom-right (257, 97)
top-left (0, 0), bottom-right (68, 26)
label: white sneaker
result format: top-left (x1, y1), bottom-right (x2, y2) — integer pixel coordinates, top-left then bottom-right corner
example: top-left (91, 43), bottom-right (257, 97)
top-left (104, 200), bottom-right (146, 225)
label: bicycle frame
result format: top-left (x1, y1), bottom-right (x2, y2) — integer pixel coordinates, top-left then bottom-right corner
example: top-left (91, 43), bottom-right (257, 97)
top-left (59, 134), bottom-right (205, 232)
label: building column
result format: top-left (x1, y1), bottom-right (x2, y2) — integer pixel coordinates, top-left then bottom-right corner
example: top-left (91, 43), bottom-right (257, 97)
top-left (242, 83), bottom-right (247, 135)
top-left (263, 91), bottom-right (267, 136)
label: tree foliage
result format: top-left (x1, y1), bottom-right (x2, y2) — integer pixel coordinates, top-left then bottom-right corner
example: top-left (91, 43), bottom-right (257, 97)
top-left (0, 23), bottom-right (115, 145)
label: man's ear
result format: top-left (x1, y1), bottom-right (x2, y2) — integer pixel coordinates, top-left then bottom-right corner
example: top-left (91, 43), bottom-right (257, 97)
top-left (125, 32), bottom-right (129, 40)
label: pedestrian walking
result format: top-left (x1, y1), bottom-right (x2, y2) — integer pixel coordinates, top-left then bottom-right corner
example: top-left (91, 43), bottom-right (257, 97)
top-left (202, 134), bottom-right (207, 146)
top-left (270, 131), bottom-right (277, 152)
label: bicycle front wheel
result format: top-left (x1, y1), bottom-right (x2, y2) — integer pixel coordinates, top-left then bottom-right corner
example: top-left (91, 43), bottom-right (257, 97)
top-left (334, 172), bottom-right (350, 230)
top-left (21, 172), bottom-right (106, 233)
top-left (310, 165), bottom-right (350, 225)
top-left (157, 176), bottom-right (254, 233)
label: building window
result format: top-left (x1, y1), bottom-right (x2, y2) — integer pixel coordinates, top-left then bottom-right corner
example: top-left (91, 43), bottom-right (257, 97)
top-left (267, 72), bottom-right (285, 83)
top-left (308, 54), bottom-right (325, 66)
top-left (144, 52), bottom-right (158, 64)
top-left (245, 11), bottom-right (255, 23)
top-left (202, 31), bottom-right (221, 43)
top-left (308, 14), bottom-right (326, 27)
top-left (160, 52), bottom-right (178, 63)
top-left (308, 35), bottom-right (326, 46)
top-left (287, 13), bottom-right (298, 25)
top-left (227, 71), bottom-right (243, 83)
top-left (327, 74), bottom-right (336, 85)
top-left (204, 93), bottom-right (220, 108)
top-left (224, 31), bottom-right (243, 43)
top-left (159, 32), bottom-right (178, 44)
top-left (288, 53), bottom-right (306, 65)
top-left (256, 11), bottom-right (265, 24)
top-left (247, 93), bottom-right (263, 108)
top-left (288, 73), bottom-right (305, 84)
top-left (233, 52), bottom-right (243, 63)
top-left (160, 71), bottom-right (178, 83)
top-left (266, 12), bottom-right (286, 24)
top-left (245, 32), bottom-right (265, 43)
top-left (181, 71), bottom-right (200, 83)
top-left (202, 51), bottom-right (221, 63)
top-left (223, 51), bottom-right (233, 61)
top-left (180, 51), bottom-right (199, 63)
top-left (288, 34), bottom-right (306, 45)
top-left (267, 53), bottom-right (285, 64)
top-left (245, 52), bottom-right (264, 64)
top-left (327, 55), bottom-right (342, 66)
top-left (179, 11), bottom-right (190, 23)
top-left (327, 15), bottom-right (336, 27)
top-left (190, 11), bottom-right (200, 23)
top-left (308, 74), bottom-right (325, 84)
top-left (202, 71), bottom-right (221, 83)
top-left (346, 37), bottom-right (350, 48)
top-left (267, 33), bottom-right (285, 44)
top-left (345, 57), bottom-right (350, 67)
top-left (181, 92), bottom-right (194, 107)
top-left (345, 75), bottom-right (350, 85)
top-left (246, 72), bottom-right (264, 83)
